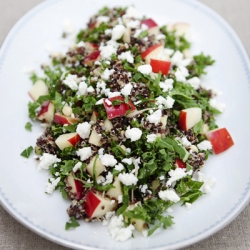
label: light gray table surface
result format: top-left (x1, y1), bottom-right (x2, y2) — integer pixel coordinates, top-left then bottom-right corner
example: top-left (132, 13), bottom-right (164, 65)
top-left (0, 0), bottom-right (250, 249)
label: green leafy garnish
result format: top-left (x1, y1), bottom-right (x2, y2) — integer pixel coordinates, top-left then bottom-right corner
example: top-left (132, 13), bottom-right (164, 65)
top-left (20, 146), bottom-right (33, 158)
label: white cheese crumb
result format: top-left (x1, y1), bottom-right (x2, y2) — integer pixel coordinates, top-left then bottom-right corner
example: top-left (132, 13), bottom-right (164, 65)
top-left (171, 50), bottom-right (191, 67)
top-left (100, 154), bottom-right (117, 167)
top-left (87, 86), bottom-right (95, 93)
top-left (99, 40), bottom-right (119, 60)
top-left (125, 127), bottom-right (142, 142)
top-left (118, 51), bottom-right (134, 64)
top-left (76, 147), bottom-right (92, 161)
top-left (187, 77), bottom-right (200, 90)
top-left (167, 168), bottom-right (187, 186)
top-left (63, 74), bottom-right (78, 90)
top-left (108, 91), bottom-right (121, 98)
top-left (115, 163), bottom-right (125, 171)
top-left (180, 136), bottom-right (191, 147)
top-left (46, 177), bottom-right (61, 194)
top-left (121, 83), bottom-right (133, 96)
top-left (38, 153), bottom-right (59, 171)
top-left (142, 230), bottom-right (148, 238)
top-left (146, 109), bottom-right (162, 125)
top-left (209, 99), bottom-right (226, 112)
top-left (159, 79), bottom-right (174, 92)
top-left (123, 6), bottom-right (141, 18)
top-left (122, 158), bottom-right (133, 165)
top-left (146, 134), bottom-right (157, 143)
top-left (73, 162), bottom-right (82, 172)
top-left (101, 68), bottom-right (115, 80)
top-left (96, 16), bottom-right (110, 23)
top-left (118, 195), bottom-right (123, 204)
top-left (112, 25), bottom-right (126, 40)
top-left (167, 207), bottom-right (173, 213)
top-left (140, 184), bottom-right (148, 193)
top-left (158, 189), bottom-right (180, 203)
top-left (197, 140), bottom-right (212, 151)
top-left (137, 64), bottom-right (152, 74)
top-left (76, 122), bottom-right (91, 139)
top-left (156, 96), bottom-right (175, 109)
top-left (118, 172), bottom-right (138, 186)
top-left (102, 172), bottom-right (113, 185)
top-left (95, 98), bottom-right (104, 105)
top-left (185, 202), bottom-right (192, 210)
top-left (201, 177), bottom-right (216, 194)
top-left (76, 41), bottom-right (85, 48)
top-left (62, 19), bottom-right (74, 35)
top-left (77, 81), bottom-right (88, 96)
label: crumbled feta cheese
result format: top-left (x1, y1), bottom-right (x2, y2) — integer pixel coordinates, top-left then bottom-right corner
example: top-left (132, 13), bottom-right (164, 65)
top-left (95, 98), bottom-right (104, 105)
top-left (156, 34), bottom-right (166, 40)
top-left (115, 163), bottom-right (125, 171)
top-left (137, 64), bottom-right (152, 74)
top-left (122, 158), bottom-right (133, 165)
top-left (140, 184), bottom-right (148, 193)
top-left (146, 134), bottom-right (157, 143)
top-left (185, 202), bottom-right (192, 210)
top-left (126, 19), bottom-right (140, 29)
top-left (100, 154), bottom-right (117, 167)
top-left (118, 51), bottom-right (134, 64)
top-left (121, 83), bottom-right (133, 96)
top-left (101, 68), bottom-right (115, 80)
top-left (209, 99), bottom-right (226, 112)
top-left (197, 140), bottom-right (212, 151)
top-left (105, 29), bottom-right (112, 35)
top-left (38, 153), bottom-right (59, 171)
top-left (180, 136), bottom-right (191, 147)
top-left (108, 91), bottom-right (121, 98)
top-left (99, 40), bottom-right (119, 60)
top-left (159, 79), bottom-right (174, 92)
top-left (112, 25), bottom-right (126, 40)
top-left (159, 175), bottom-right (165, 180)
top-left (108, 215), bottom-right (134, 241)
top-left (102, 172), bottom-right (113, 185)
top-left (201, 177), bottom-right (216, 194)
top-left (87, 86), bottom-right (95, 93)
top-left (118, 195), bottom-right (123, 203)
top-left (76, 122), bottom-right (91, 139)
top-left (118, 172), bottom-right (138, 186)
top-left (167, 207), bottom-right (173, 213)
top-left (158, 189), bottom-right (180, 203)
top-left (167, 168), bottom-right (187, 186)
top-left (125, 127), bottom-right (142, 141)
top-left (62, 19), bottom-right (74, 35)
top-left (76, 41), bottom-right (85, 48)
top-left (96, 80), bottom-right (109, 95)
top-left (171, 50), bottom-right (192, 67)
top-left (142, 230), bottom-right (148, 238)
top-left (187, 77), bottom-right (200, 90)
top-left (96, 16), bottom-right (110, 23)
top-left (175, 68), bottom-right (186, 82)
top-left (73, 162), bottom-right (82, 172)
top-left (76, 147), bottom-right (92, 161)
top-left (46, 177), bottom-right (61, 194)
top-left (123, 6), bottom-right (141, 18)
top-left (156, 96), bottom-right (175, 109)
top-left (63, 74), bottom-right (78, 90)
top-left (146, 109), bottom-right (162, 125)
top-left (98, 148), bottom-right (104, 156)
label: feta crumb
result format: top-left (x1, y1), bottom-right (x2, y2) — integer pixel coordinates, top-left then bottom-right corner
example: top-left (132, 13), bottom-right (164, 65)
top-left (63, 74), bottom-right (78, 90)
top-left (101, 68), bottom-right (115, 80)
top-left (167, 207), bottom-right (173, 213)
top-left (77, 81), bottom-right (88, 96)
top-left (76, 122), bottom-right (91, 139)
top-left (76, 147), bottom-right (92, 161)
top-left (209, 99), bottom-right (226, 112)
top-left (115, 163), bottom-right (125, 171)
top-left (102, 172), bottom-right (113, 185)
top-left (62, 19), bottom-right (74, 35)
top-left (118, 172), bottom-right (138, 186)
top-left (171, 50), bottom-right (191, 67)
top-left (137, 64), bottom-right (152, 74)
top-left (96, 16), bottom-right (110, 23)
top-left (159, 79), bottom-right (174, 92)
top-left (142, 230), bottom-right (148, 238)
top-left (156, 34), bottom-right (166, 40)
top-left (121, 83), bottom-right (133, 96)
top-left (108, 215), bottom-right (134, 241)
top-left (180, 136), bottom-right (191, 147)
top-left (159, 175), bottom-right (165, 180)
top-left (87, 86), bottom-right (95, 93)
top-left (123, 6), bottom-right (141, 18)
top-left (201, 177), bottom-right (216, 194)
top-left (112, 25), bottom-right (126, 40)
top-left (99, 40), bottom-right (119, 60)
top-left (158, 189), bottom-right (180, 203)
top-left (185, 202), bottom-right (192, 210)
top-left (38, 153), bottom-right (59, 171)
top-left (140, 184), bottom-right (148, 193)
top-left (156, 96), bottom-right (175, 109)
top-left (146, 134), bottom-right (157, 143)
top-left (100, 154), bottom-right (117, 167)
top-left (46, 177), bottom-right (61, 194)
top-left (108, 91), bottom-right (121, 98)
top-left (76, 41), bottom-right (85, 48)
top-left (122, 158), bottom-right (133, 165)
top-left (197, 140), bottom-right (212, 151)
top-left (95, 98), bottom-right (104, 105)
top-left (167, 168), bottom-right (187, 186)
top-left (118, 195), bottom-right (123, 204)
top-left (73, 162), bottom-right (82, 172)
top-left (146, 109), bottom-right (162, 125)
top-left (118, 51), bottom-right (134, 64)
top-left (125, 127), bottom-right (142, 142)
top-left (187, 77), bottom-right (200, 90)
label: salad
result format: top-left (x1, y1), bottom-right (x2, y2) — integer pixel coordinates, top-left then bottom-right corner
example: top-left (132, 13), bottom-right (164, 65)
top-left (23, 6), bottom-right (234, 242)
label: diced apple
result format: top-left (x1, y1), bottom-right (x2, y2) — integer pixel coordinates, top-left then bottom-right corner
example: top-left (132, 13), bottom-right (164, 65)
top-left (62, 105), bottom-right (72, 116)
top-left (103, 118), bottom-right (113, 132)
top-left (90, 111), bottom-right (98, 124)
top-left (85, 42), bottom-right (99, 52)
top-left (178, 107), bottom-right (202, 131)
top-left (141, 18), bottom-right (159, 36)
top-left (160, 115), bottom-right (168, 129)
top-left (106, 177), bottom-right (123, 199)
top-left (66, 172), bottom-right (84, 200)
top-left (150, 59), bottom-right (171, 75)
top-left (85, 190), bottom-right (117, 219)
top-left (173, 23), bottom-right (190, 37)
top-left (205, 128), bottom-right (234, 154)
top-left (55, 132), bottom-right (81, 150)
top-left (151, 179), bottom-right (160, 191)
top-left (54, 113), bottom-right (79, 125)
top-left (28, 80), bottom-right (48, 101)
top-left (88, 128), bottom-right (102, 147)
top-left (175, 158), bottom-right (186, 169)
top-left (86, 156), bottom-right (106, 177)
top-left (83, 51), bottom-right (101, 66)
top-left (141, 44), bottom-right (164, 64)
top-left (123, 27), bottom-right (131, 44)
top-left (37, 101), bottom-right (54, 123)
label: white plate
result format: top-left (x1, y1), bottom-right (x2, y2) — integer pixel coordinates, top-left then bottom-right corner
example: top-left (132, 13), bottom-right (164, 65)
top-left (0, 0), bottom-right (250, 249)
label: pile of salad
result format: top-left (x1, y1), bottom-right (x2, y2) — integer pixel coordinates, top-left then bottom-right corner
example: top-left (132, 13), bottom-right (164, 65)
top-left (23, 6), bottom-right (234, 241)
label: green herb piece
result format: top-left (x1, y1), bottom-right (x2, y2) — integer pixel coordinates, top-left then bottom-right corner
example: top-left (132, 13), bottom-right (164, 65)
top-left (65, 217), bottom-right (80, 230)
top-left (25, 122), bottom-right (32, 131)
top-left (20, 146), bottom-right (33, 158)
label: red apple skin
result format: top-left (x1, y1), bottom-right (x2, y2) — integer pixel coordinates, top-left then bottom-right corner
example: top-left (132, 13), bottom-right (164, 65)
top-left (141, 18), bottom-right (158, 29)
top-left (175, 158), bottom-right (186, 169)
top-left (150, 59), bottom-right (171, 75)
top-left (83, 51), bottom-right (101, 66)
top-left (206, 128), bottom-right (234, 154)
top-left (68, 134), bottom-right (81, 146)
top-left (103, 96), bottom-right (136, 119)
top-left (66, 173), bottom-right (84, 200)
top-left (37, 101), bottom-right (50, 117)
top-left (85, 42), bottom-right (99, 51)
top-left (178, 110), bottom-right (187, 131)
top-left (84, 190), bottom-right (101, 218)
top-left (54, 113), bottom-right (79, 125)
top-left (141, 44), bottom-right (163, 59)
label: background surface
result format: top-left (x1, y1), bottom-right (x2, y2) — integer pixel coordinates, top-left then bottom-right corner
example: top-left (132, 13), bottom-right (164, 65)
top-left (0, 0), bottom-right (250, 249)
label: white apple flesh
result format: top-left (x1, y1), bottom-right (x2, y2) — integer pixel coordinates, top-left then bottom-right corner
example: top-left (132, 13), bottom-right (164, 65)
top-left (55, 132), bottom-right (81, 150)
top-left (66, 172), bottom-right (84, 200)
top-left (37, 101), bottom-right (54, 123)
top-left (141, 44), bottom-right (164, 64)
top-left (86, 156), bottom-right (106, 177)
top-left (106, 177), bottom-right (123, 199)
top-left (28, 80), bottom-right (48, 101)
top-left (88, 128), bottom-right (102, 147)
